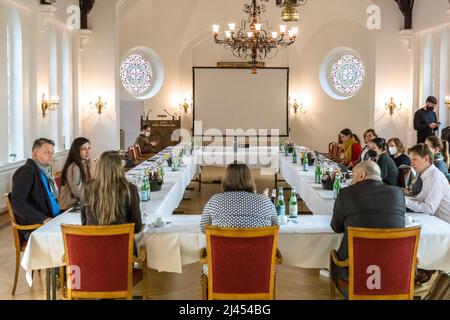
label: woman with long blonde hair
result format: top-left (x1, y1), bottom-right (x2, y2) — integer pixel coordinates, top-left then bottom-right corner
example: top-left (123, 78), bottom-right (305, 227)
top-left (81, 151), bottom-right (142, 233)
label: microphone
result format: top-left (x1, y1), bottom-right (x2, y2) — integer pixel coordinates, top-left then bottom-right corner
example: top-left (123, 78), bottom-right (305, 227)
top-left (145, 109), bottom-right (152, 121)
top-left (164, 108), bottom-right (175, 120)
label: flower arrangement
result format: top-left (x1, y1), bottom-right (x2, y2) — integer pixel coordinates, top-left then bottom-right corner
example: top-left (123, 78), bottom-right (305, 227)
top-left (321, 167), bottom-right (342, 190)
top-left (285, 141), bottom-right (295, 154)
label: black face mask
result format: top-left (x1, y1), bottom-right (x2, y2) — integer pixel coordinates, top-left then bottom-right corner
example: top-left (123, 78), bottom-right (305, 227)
top-left (427, 107), bottom-right (435, 112)
top-left (367, 149), bottom-right (378, 159)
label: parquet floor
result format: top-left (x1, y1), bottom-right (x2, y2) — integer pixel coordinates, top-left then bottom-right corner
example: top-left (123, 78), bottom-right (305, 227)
top-left (0, 167), bottom-right (435, 300)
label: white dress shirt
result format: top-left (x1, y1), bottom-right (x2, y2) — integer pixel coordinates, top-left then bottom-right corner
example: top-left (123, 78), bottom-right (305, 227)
top-left (405, 165), bottom-right (450, 223)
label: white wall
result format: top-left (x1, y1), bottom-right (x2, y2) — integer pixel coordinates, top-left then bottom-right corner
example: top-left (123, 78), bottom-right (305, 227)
top-left (118, 0), bottom-right (449, 152)
top-left (80, 0), bottom-right (120, 161)
top-left (0, 0), bottom-right (77, 210)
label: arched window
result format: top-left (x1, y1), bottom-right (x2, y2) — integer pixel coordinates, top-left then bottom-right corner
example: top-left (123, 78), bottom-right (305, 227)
top-left (439, 30), bottom-right (449, 128)
top-left (423, 35), bottom-right (434, 100)
top-left (49, 28), bottom-right (59, 149)
top-left (7, 8), bottom-right (24, 162)
top-left (61, 32), bottom-right (72, 150)
top-left (319, 47), bottom-right (365, 100)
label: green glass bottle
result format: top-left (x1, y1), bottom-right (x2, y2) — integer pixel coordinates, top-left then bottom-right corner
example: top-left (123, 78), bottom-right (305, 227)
top-left (333, 175), bottom-right (341, 199)
top-left (303, 154), bottom-right (309, 171)
top-left (292, 148), bottom-right (298, 164)
top-left (315, 165), bottom-right (322, 184)
top-left (289, 188), bottom-right (298, 221)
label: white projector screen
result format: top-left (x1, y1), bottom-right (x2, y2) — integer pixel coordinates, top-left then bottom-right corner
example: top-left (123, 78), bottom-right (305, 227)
top-left (193, 68), bottom-right (289, 137)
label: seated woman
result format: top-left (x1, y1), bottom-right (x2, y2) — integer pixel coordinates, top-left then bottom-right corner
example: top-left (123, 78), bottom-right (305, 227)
top-left (201, 163), bottom-right (278, 233)
top-left (359, 129), bottom-right (378, 163)
top-left (339, 129), bottom-right (362, 168)
top-left (200, 163), bottom-right (278, 274)
top-left (81, 151), bottom-right (142, 235)
top-left (368, 138), bottom-right (399, 186)
top-left (425, 136), bottom-right (450, 181)
top-left (387, 138), bottom-right (411, 168)
top-left (59, 138), bottom-right (92, 211)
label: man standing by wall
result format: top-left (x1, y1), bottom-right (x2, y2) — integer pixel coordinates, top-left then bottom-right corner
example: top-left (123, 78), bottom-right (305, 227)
top-left (414, 96), bottom-right (439, 144)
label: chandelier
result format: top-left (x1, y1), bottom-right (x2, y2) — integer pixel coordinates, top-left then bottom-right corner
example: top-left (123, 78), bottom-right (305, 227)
top-left (212, 0), bottom-right (298, 74)
top-left (275, 0), bottom-right (308, 22)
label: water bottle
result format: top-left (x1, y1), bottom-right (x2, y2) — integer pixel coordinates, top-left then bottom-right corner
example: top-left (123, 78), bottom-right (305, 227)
top-left (289, 187), bottom-right (298, 222)
top-left (315, 165), bottom-right (322, 184)
top-left (292, 148), bottom-right (298, 164)
top-left (141, 176), bottom-right (149, 202)
top-left (303, 154), bottom-right (309, 171)
top-left (333, 176), bottom-right (341, 199)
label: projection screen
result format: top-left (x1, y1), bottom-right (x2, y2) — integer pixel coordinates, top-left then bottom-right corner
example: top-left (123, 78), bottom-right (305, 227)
top-left (193, 68), bottom-right (289, 137)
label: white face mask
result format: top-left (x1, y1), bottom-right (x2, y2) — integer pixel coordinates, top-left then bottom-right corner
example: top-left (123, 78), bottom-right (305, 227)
top-left (144, 132), bottom-right (151, 138)
top-left (389, 147), bottom-right (398, 156)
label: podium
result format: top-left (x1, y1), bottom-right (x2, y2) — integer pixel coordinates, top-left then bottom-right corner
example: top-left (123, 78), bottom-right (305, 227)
top-left (141, 117), bottom-right (181, 153)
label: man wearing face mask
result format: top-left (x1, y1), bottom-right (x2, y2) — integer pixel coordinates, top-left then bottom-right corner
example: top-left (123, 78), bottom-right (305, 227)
top-left (135, 125), bottom-right (158, 154)
top-left (11, 138), bottom-right (62, 241)
top-left (414, 96), bottom-right (439, 144)
top-left (330, 161), bottom-right (405, 299)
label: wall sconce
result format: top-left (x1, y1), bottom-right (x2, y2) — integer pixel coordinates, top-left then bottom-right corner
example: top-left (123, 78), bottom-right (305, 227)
top-left (290, 98), bottom-right (306, 114)
top-left (445, 96), bottom-right (450, 109)
top-left (90, 96), bottom-right (107, 114)
top-left (179, 98), bottom-right (192, 114)
top-left (385, 97), bottom-right (402, 115)
top-left (41, 94), bottom-right (59, 118)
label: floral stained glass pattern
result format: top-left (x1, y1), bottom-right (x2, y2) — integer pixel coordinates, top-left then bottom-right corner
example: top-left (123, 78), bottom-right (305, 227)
top-left (330, 55), bottom-right (365, 96)
top-left (120, 54), bottom-right (153, 97)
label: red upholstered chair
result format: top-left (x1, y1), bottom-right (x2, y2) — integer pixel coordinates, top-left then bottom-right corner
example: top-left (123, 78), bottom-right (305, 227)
top-left (200, 226), bottom-right (280, 300)
top-left (330, 226), bottom-right (421, 300)
top-left (5, 193), bottom-right (43, 295)
top-left (127, 146), bottom-right (137, 162)
top-left (61, 224), bottom-right (147, 300)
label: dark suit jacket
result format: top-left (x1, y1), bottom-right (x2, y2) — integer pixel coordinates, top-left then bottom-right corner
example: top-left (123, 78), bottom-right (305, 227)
top-left (331, 179), bottom-right (406, 262)
top-left (11, 159), bottom-right (54, 227)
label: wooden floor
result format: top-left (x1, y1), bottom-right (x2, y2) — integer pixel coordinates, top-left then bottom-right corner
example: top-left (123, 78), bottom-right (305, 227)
top-left (0, 167), bottom-right (435, 300)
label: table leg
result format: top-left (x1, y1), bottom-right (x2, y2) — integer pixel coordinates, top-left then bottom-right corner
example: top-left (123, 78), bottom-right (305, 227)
top-left (46, 269), bottom-right (50, 300)
top-left (52, 267), bottom-right (57, 300)
top-left (198, 173), bottom-right (202, 192)
top-left (275, 173), bottom-right (278, 190)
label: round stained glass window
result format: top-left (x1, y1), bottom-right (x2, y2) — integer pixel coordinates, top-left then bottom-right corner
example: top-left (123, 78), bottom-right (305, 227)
top-left (120, 54), bottom-right (153, 97)
top-left (330, 55), bottom-right (365, 97)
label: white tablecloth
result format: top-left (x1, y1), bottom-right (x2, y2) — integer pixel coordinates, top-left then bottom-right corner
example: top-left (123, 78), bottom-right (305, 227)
top-left (125, 155), bottom-right (199, 219)
top-left (21, 212), bottom-right (450, 283)
top-left (279, 155), bottom-right (335, 215)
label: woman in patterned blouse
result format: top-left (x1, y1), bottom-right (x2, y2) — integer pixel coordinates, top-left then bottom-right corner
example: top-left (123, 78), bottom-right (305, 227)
top-left (200, 163), bottom-right (278, 234)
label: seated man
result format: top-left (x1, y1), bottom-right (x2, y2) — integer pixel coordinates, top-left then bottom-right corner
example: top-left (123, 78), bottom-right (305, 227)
top-left (330, 161), bottom-right (406, 299)
top-left (135, 125), bottom-right (158, 155)
top-left (405, 143), bottom-right (450, 224)
top-left (11, 138), bottom-right (62, 240)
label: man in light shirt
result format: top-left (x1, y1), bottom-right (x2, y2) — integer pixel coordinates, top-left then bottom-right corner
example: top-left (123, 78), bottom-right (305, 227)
top-left (405, 144), bottom-right (450, 224)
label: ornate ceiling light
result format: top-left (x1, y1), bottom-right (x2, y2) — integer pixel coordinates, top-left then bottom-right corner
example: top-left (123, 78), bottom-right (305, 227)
top-left (275, 0), bottom-right (307, 22)
top-left (212, 0), bottom-right (298, 74)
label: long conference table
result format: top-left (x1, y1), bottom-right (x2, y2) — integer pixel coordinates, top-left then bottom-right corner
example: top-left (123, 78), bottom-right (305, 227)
top-left (20, 145), bottom-right (450, 299)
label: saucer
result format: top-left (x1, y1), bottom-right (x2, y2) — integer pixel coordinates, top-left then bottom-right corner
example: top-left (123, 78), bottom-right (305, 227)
top-left (148, 221), bottom-right (172, 228)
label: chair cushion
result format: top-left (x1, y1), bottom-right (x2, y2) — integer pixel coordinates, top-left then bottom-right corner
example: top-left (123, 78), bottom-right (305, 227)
top-left (66, 233), bottom-right (130, 292)
top-left (210, 235), bottom-right (273, 294)
top-left (353, 236), bottom-right (415, 296)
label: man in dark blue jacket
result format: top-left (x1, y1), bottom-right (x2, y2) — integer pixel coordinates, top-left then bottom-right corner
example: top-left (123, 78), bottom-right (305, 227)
top-left (11, 138), bottom-right (61, 240)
